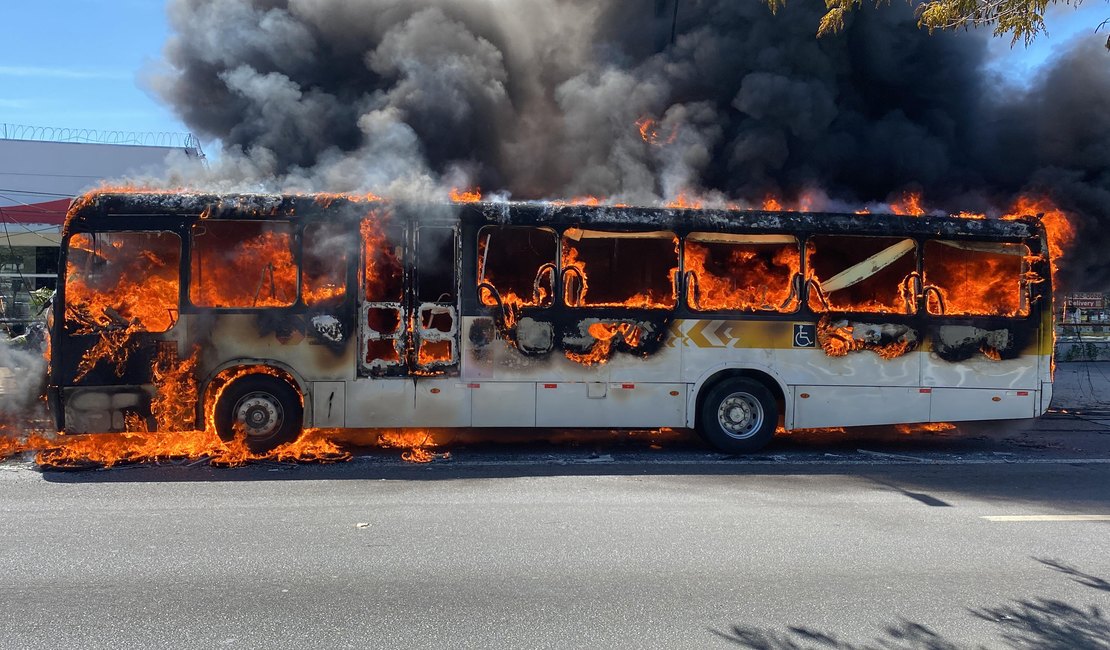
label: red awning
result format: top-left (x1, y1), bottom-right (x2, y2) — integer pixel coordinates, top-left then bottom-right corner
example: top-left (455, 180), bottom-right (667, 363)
top-left (0, 198), bottom-right (70, 225)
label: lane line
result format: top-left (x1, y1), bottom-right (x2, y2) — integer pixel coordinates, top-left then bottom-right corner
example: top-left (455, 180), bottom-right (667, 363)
top-left (981, 514), bottom-right (1110, 522)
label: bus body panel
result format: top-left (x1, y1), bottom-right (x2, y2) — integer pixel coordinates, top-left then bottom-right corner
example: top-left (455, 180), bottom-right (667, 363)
top-left (791, 385), bottom-right (932, 429)
top-left (534, 381), bottom-right (687, 428)
top-left (928, 387), bottom-right (1039, 421)
top-left (471, 382), bottom-right (537, 427)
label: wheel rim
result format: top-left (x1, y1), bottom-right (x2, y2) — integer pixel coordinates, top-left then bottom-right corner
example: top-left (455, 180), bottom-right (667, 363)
top-left (716, 391), bottom-right (764, 440)
top-left (232, 391), bottom-right (284, 440)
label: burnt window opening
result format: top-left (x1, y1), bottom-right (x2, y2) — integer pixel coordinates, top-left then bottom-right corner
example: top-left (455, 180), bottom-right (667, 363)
top-left (190, 221), bottom-right (296, 308)
top-left (302, 222), bottom-right (350, 307)
top-left (923, 240), bottom-right (1032, 317)
top-left (360, 217), bottom-right (405, 369)
top-left (684, 233), bottom-right (801, 312)
top-left (476, 226), bottom-right (557, 310)
top-left (65, 231), bottom-right (181, 333)
top-left (807, 235), bottom-right (918, 314)
top-left (417, 226), bottom-right (456, 303)
top-left (365, 306), bottom-right (402, 335)
top-left (561, 229), bottom-right (678, 309)
top-left (416, 227), bottom-right (457, 368)
top-left (361, 219), bottom-right (403, 303)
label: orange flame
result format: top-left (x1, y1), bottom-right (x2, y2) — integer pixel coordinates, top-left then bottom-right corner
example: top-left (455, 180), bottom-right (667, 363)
top-left (450, 187), bottom-right (482, 203)
top-left (684, 240), bottom-right (800, 312)
top-left (635, 116), bottom-right (678, 145)
top-left (1001, 194), bottom-right (1075, 279)
top-left (377, 429), bottom-right (447, 463)
top-left (564, 322), bottom-right (644, 366)
top-left (666, 192), bottom-right (704, 209)
top-left (816, 317), bottom-right (914, 359)
top-left (894, 422), bottom-right (957, 434)
top-left (762, 196), bottom-right (784, 211)
top-left (889, 191), bottom-right (926, 216)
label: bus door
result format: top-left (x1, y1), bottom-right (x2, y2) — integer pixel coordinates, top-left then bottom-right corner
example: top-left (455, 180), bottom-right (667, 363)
top-left (412, 225), bottom-right (460, 375)
top-left (358, 219), bottom-right (408, 377)
top-left (356, 219), bottom-right (465, 425)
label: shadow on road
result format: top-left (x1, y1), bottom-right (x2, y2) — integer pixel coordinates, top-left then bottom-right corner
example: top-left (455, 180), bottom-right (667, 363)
top-left (712, 559), bottom-right (1110, 649)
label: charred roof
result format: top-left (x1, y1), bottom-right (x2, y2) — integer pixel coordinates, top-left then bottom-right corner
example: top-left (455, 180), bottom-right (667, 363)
top-left (65, 190), bottom-right (1045, 243)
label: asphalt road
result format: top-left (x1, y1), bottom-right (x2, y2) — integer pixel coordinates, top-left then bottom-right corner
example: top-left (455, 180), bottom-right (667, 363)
top-left (1, 444), bottom-right (1109, 649)
top-left (1, 361), bottom-right (1109, 648)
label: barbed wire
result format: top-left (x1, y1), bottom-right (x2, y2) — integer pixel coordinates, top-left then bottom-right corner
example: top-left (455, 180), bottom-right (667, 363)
top-left (0, 123), bottom-right (204, 156)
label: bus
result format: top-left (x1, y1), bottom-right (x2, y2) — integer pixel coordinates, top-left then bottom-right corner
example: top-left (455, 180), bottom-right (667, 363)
top-left (49, 191), bottom-right (1054, 454)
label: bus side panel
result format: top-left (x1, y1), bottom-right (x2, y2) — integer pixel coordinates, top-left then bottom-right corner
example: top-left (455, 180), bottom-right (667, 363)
top-left (345, 378), bottom-right (415, 427)
top-left (343, 377), bottom-right (473, 428)
top-left (471, 382), bottom-right (536, 427)
top-left (676, 320), bottom-right (921, 388)
top-left (460, 317), bottom-right (611, 383)
top-left (921, 353), bottom-right (1041, 391)
top-left (929, 387), bottom-right (1038, 421)
top-left (312, 381), bottom-right (345, 428)
top-left (535, 382), bottom-right (686, 428)
top-left (792, 385), bottom-right (931, 429)
top-left (414, 379), bottom-right (471, 426)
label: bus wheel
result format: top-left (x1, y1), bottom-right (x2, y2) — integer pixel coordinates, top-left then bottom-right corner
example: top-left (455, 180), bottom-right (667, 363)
top-left (698, 377), bottom-right (777, 453)
top-left (214, 374), bottom-right (304, 453)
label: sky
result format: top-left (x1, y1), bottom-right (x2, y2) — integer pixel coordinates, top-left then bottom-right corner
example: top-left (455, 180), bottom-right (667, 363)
top-left (1, 0), bottom-right (1107, 151)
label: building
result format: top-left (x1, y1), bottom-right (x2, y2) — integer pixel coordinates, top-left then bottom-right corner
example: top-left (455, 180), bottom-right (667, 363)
top-left (0, 124), bottom-right (204, 331)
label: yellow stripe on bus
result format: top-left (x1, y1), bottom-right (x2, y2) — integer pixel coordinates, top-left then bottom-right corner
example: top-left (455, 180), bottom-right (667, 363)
top-left (669, 319), bottom-right (1051, 356)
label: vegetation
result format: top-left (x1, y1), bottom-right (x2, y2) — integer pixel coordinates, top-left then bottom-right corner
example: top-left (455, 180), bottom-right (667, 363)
top-left (765, 0), bottom-right (1108, 45)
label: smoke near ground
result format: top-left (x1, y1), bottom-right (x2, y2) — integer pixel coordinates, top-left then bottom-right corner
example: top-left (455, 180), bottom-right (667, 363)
top-left (150, 0), bottom-right (1110, 290)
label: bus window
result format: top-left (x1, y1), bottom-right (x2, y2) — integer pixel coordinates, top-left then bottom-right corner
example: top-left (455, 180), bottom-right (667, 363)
top-left (684, 233), bottom-right (800, 312)
top-left (190, 221), bottom-right (296, 308)
top-left (66, 231), bottom-right (181, 333)
top-left (923, 240), bottom-right (1030, 317)
top-left (362, 219), bottom-right (404, 302)
top-left (416, 227), bottom-right (457, 367)
top-left (417, 227), bottom-right (456, 303)
top-left (476, 226), bottom-right (556, 310)
top-left (561, 230), bottom-right (678, 308)
top-left (302, 222), bottom-right (349, 307)
top-left (807, 235), bottom-right (918, 314)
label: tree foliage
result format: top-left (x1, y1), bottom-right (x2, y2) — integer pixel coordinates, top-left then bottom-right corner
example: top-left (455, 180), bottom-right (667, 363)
top-left (765, 0), bottom-right (1098, 45)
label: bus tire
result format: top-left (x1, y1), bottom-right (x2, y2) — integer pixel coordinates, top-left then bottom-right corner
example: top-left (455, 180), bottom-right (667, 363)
top-left (214, 373), bottom-right (304, 453)
top-left (698, 377), bottom-right (777, 453)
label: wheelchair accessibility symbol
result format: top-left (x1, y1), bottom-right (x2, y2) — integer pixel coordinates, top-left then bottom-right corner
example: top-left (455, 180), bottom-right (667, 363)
top-left (793, 323), bottom-right (816, 348)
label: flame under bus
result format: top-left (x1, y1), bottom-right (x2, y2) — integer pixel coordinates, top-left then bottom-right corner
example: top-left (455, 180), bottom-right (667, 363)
top-left (49, 191), bottom-right (1054, 454)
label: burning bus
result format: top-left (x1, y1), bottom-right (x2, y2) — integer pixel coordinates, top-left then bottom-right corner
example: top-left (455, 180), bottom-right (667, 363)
top-left (48, 190), bottom-right (1055, 454)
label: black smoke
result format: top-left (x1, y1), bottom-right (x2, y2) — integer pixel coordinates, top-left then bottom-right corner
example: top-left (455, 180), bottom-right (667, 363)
top-left (151, 0), bottom-right (1110, 290)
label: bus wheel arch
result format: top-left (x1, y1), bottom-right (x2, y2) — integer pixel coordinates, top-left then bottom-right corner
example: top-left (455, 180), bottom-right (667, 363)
top-left (202, 362), bottom-right (307, 453)
top-left (694, 369), bottom-right (784, 453)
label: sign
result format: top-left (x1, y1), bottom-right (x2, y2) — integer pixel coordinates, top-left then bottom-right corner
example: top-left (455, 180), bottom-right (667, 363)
top-left (793, 323), bottom-right (816, 348)
top-left (1066, 293), bottom-right (1104, 309)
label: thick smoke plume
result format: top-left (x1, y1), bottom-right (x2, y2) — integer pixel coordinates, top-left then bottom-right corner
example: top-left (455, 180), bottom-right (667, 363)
top-left (152, 0), bottom-right (1110, 290)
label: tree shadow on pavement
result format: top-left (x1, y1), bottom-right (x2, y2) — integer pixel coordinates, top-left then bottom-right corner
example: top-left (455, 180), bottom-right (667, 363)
top-left (1037, 557), bottom-right (1110, 593)
top-left (712, 561), bottom-right (1110, 649)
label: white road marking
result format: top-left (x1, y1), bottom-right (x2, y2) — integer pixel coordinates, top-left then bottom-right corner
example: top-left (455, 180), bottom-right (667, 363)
top-left (981, 514), bottom-right (1110, 522)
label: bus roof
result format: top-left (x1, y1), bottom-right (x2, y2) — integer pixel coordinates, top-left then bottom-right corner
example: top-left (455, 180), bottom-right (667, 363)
top-left (64, 190), bottom-right (1045, 243)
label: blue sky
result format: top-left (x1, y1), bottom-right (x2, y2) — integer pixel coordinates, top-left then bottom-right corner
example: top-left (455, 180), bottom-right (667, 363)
top-left (1, 0), bottom-right (1107, 147)
top-left (0, 0), bottom-right (183, 137)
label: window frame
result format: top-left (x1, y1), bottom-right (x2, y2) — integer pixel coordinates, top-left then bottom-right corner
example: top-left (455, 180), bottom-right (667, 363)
top-left (64, 229), bottom-right (184, 333)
